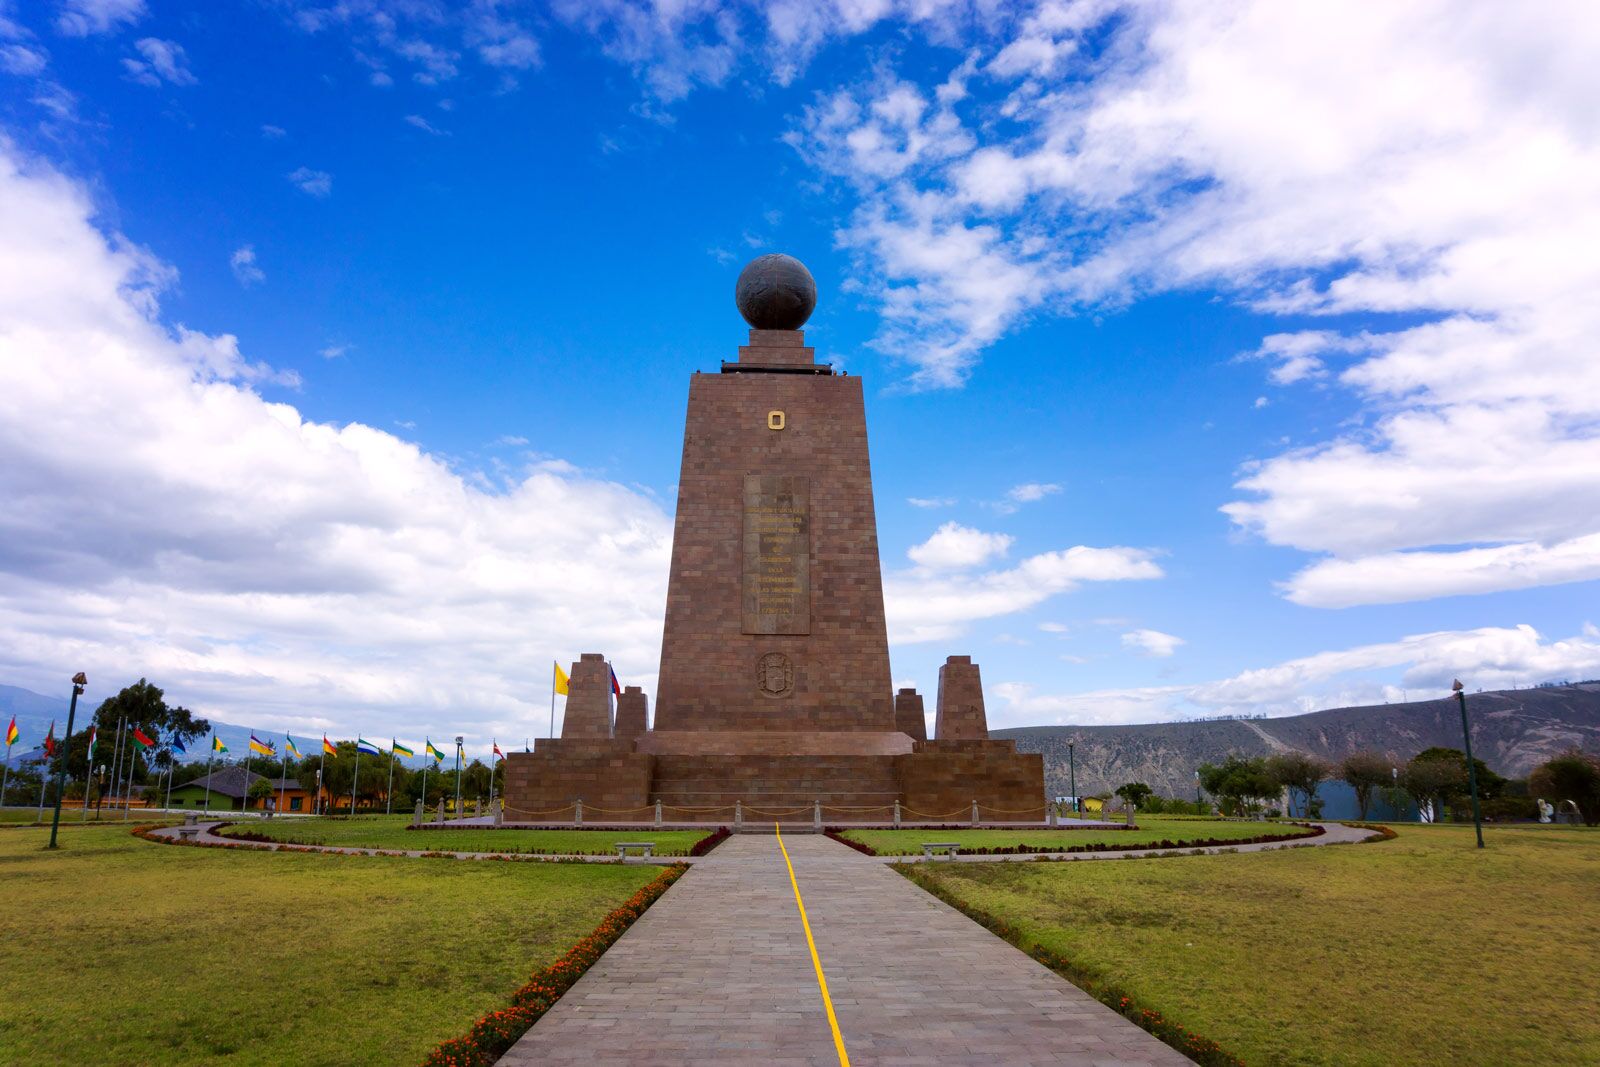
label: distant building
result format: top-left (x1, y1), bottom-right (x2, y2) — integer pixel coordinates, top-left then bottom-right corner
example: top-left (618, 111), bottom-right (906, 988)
top-left (166, 767), bottom-right (319, 813)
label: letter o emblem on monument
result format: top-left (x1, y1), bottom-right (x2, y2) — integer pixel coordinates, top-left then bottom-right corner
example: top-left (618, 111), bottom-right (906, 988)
top-left (767, 410), bottom-right (785, 431)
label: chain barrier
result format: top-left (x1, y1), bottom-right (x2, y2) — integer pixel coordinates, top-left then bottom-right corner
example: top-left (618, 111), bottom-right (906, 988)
top-left (900, 807), bottom-right (971, 821)
top-left (745, 806), bottom-right (814, 817)
top-left (502, 805), bottom-right (577, 818)
top-left (979, 804), bottom-right (1049, 815)
top-left (580, 804), bottom-right (655, 814)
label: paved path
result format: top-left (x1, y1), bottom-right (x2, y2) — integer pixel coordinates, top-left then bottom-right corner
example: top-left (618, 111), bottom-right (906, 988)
top-left (499, 833), bottom-right (1192, 1066)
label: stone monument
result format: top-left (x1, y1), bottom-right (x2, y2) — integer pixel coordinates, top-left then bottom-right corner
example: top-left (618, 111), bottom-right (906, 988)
top-left (503, 254), bottom-right (1044, 822)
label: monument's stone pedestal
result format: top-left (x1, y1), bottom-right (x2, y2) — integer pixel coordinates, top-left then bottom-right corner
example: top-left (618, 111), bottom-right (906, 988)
top-left (502, 260), bottom-right (1044, 824)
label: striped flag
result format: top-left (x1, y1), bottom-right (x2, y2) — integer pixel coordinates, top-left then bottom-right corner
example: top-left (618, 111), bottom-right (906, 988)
top-left (212, 735), bottom-right (228, 754)
top-left (322, 735), bottom-right (337, 756)
top-left (356, 737), bottom-right (381, 756)
top-left (249, 734), bottom-right (275, 757)
top-left (426, 739), bottom-right (445, 763)
top-left (4, 716), bottom-right (17, 747)
top-left (392, 740), bottom-right (415, 758)
top-left (285, 735), bottom-right (302, 759)
top-left (492, 741), bottom-right (504, 761)
top-left (43, 721), bottom-right (57, 758)
top-left (132, 727), bottom-right (157, 750)
top-left (86, 725), bottom-right (98, 762)
top-left (170, 734), bottom-right (187, 755)
top-left (609, 667), bottom-right (622, 697)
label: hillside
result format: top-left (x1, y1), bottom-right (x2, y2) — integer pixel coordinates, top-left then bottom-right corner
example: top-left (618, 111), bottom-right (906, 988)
top-left (993, 683), bottom-right (1600, 799)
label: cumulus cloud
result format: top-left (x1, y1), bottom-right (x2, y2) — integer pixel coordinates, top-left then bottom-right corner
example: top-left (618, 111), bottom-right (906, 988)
top-left (885, 544), bottom-right (1163, 644)
top-left (0, 144), bottom-right (672, 744)
top-left (1121, 629), bottom-right (1184, 658)
top-left (56, 0), bottom-right (145, 37)
top-left (229, 245), bottom-right (264, 287)
top-left (287, 166), bottom-right (332, 197)
top-left (906, 522), bottom-right (1012, 569)
top-left (994, 623), bottom-right (1600, 727)
top-left (122, 37), bottom-right (196, 87)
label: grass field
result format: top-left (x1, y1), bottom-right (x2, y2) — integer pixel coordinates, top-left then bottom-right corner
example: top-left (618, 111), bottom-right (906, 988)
top-left (0, 806), bottom-right (163, 825)
top-left (841, 817), bottom-right (1316, 855)
top-left (905, 823), bottom-right (1600, 1066)
top-left (0, 822), bottom-right (663, 1064)
top-left (215, 815), bottom-right (714, 855)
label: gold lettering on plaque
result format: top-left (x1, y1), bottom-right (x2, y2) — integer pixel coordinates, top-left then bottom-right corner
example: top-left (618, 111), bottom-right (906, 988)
top-left (767, 410), bottom-right (785, 430)
top-left (742, 474), bottom-right (810, 635)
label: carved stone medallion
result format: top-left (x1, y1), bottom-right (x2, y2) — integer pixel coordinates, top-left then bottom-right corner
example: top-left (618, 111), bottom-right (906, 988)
top-left (757, 652), bottom-right (794, 697)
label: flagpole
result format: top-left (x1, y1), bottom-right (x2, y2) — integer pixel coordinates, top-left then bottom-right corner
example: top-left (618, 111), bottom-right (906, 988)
top-left (421, 755), bottom-right (428, 813)
top-left (488, 740), bottom-right (496, 817)
top-left (80, 727), bottom-right (94, 823)
top-left (107, 715), bottom-right (125, 816)
top-left (36, 720), bottom-right (54, 822)
top-left (202, 735), bottom-right (215, 814)
top-left (280, 746), bottom-right (290, 815)
top-left (164, 738), bottom-right (176, 811)
top-left (350, 745), bottom-right (361, 816)
top-left (1, 738), bottom-right (12, 809)
top-left (550, 663), bottom-right (556, 740)
top-left (121, 745), bottom-right (136, 820)
top-left (386, 741), bottom-right (395, 816)
top-left (454, 740), bottom-right (462, 818)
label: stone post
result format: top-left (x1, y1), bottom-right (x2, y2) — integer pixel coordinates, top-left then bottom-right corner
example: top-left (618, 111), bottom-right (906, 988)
top-left (575, 798), bottom-right (583, 827)
top-left (413, 799), bottom-right (423, 827)
top-left (893, 799), bottom-right (901, 829)
top-left (435, 802), bottom-right (444, 824)
top-left (971, 800), bottom-right (979, 827)
top-left (735, 800), bottom-right (743, 832)
top-left (813, 800), bottom-right (821, 831)
top-left (1048, 803), bottom-right (1058, 828)
top-left (1126, 803), bottom-right (1136, 827)
top-left (493, 799), bottom-right (503, 826)
top-left (654, 799), bottom-right (662, 828)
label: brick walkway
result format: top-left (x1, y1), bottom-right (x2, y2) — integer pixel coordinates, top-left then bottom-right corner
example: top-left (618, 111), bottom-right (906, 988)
top-left (498, 833), bottom-right (1191, 1066)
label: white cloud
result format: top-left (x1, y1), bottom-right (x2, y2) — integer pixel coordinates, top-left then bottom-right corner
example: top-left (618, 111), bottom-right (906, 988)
top-left (994, 623), bottom-right (1600, 727)
top-left (403, 114), bottom-right (447, 136)
top-left (261, 124), bottom-right (287, 139)
top-left (495, 435), bottom-right (529, 447)
top-left (1121, 628), bottom-right (1184, 658)
top-left (229, 245), bottom-right (264, 287)
top-left (0, 143), bottom-right (672, 745)
top-left (885, 544), bottom-right (1163, 644)
top-left (906, 521), bottom-right (1013, 569)
top-left (287, 167), bottom-right (332, 197)
top-left (1, 44), bottom-right (47, 76)
top-left (122, 37), bottom-right (196, 87)
top-left (56, 0), bottom-right (145, 37)
top-left (1037, 621), bottom-right (1069, 634)
top-left (1007, 482), bottom-right (1060, 504)
top-left (777, 2), bottom-right (1600, 607)
top-left (907, 496), bottom-right (955, 508)
top-left (319, 344), bottom-right (348, 360)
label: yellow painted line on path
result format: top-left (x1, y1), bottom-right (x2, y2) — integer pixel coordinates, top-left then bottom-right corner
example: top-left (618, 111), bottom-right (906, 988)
top-left (775, 822), bottom-right (851, 1067)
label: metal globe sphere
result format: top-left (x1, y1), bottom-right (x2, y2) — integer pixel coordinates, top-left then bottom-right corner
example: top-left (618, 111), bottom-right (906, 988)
top-left (735, 253), bottom-right (817, 330)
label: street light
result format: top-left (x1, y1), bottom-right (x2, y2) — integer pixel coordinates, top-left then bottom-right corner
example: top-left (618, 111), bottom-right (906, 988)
top-left (454, 735), bottom-right (464, 817)
top-left (1067, 741), bottom-right (1076, 817)
top-left (47, 672), bottom-right (87, 849)
top-left (1452, 679), bottom-right (1486, 849)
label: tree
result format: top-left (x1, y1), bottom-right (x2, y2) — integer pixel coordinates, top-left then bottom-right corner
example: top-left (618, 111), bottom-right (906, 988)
top-left (1114, 782), bottom-right (1153, 810)
top-left (248, 777), bottom-right (274, 810)
top-left (1529, 749), bottom-right (1600, 826)
top-left (1340, 751), bottom-right (1394, 820)
top-left (1401, 753), bottom-right (1466, 820)
top-left (1198, 756), bottom-right (1279, 815)
top-left (1412, 746), bottom-right (1506, 800)
top-left (1267, 752), bottom-right (1333, 818)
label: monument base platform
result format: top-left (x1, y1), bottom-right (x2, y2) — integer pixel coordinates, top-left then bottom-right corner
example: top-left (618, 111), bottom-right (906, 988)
top-left (502, 739), bottom-right (1044, 823)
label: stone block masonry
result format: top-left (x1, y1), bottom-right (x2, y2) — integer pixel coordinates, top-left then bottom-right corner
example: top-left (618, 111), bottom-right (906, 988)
top-left (935, 655), bottom-right (988, 741)
top-left (560, 654), bottom-right (614, 740)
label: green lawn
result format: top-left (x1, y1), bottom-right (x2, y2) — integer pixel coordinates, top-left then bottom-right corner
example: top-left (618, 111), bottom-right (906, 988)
top-left (905, 823), bottom-right (1600, 1066)
top-left (216, 815), bottom-right (714, 856)
top-left (0, 823), bottom-right (663, 1064)
top-left (841, 817), bottom-right (1316, 855)
top-left (0, 806), bottom-right (165, 825)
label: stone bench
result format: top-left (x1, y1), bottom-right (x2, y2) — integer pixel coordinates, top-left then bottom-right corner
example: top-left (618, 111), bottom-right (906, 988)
top-left (176, 826), bottom-right (200, 841)
top-left (921, 842), bottom-right (961, 860)
top-left (615, 842), bottom-right (656, 862)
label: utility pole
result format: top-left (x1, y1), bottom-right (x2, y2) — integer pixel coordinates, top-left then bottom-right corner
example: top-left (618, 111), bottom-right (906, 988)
top-left (1452, 680), bottom-right (1486, 849)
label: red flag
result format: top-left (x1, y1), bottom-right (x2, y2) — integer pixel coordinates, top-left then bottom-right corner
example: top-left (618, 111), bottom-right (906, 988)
top-left (43, 721), bottom-right (57, 757)
top-left (492, 741), bottom-right (504, 761)
top-left (131, 727), bottom-right (157, 749)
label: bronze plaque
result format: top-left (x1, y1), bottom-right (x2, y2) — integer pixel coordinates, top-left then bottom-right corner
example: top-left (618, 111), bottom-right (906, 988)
top-left (743, 474), bottom-right (810, 634)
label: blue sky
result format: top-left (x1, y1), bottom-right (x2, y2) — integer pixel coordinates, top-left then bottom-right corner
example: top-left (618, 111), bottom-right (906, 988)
top-left (2, 1), bottom-right (1598, 750)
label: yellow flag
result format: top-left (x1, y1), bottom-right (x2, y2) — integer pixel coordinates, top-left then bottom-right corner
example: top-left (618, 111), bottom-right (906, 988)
top-left (553, 661), bottom-right (570, 696)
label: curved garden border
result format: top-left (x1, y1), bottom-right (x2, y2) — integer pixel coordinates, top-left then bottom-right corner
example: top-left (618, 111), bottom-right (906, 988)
top-left (825, 821), bottom-right (1326, 857)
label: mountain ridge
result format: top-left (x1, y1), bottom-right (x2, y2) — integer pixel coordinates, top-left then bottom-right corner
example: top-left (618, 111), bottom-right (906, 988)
top-left (993, 683), bottom-right (1600, 799)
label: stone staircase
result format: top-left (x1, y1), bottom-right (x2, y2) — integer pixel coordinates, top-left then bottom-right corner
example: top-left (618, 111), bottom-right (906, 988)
top-left (649, 754), bottom-right (901, 821)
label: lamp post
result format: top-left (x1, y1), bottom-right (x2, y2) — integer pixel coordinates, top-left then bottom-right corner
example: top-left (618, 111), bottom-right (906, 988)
top-left (1067, 741), bottom-right (1077, 817)
top-left (1452, 679), bottom-right (1486, 849)
top-left (1195, 769), bottom-right (1202, 811)
top-left (453, 735), bottom-right (464, 818)
top-left (47, 673), bottom-right (87, 849)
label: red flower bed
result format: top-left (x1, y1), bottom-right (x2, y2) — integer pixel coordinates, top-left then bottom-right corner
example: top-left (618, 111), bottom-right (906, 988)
top-left (827, 823), bottom-right (1324, 856)
top-left (688, 826), bottom-right (730, 856)
top-left (420, 864), bottom-right (688, 1067)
